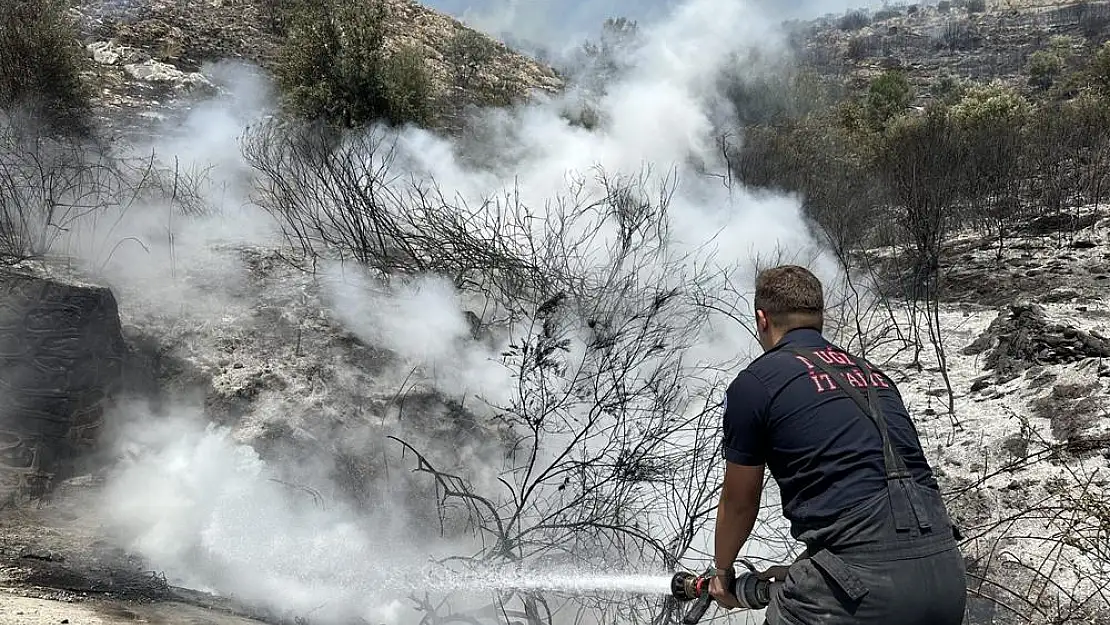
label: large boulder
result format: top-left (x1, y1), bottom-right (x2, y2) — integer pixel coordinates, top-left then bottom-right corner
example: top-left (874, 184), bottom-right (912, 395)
top-left (0, 270), bottom-right (126, 503)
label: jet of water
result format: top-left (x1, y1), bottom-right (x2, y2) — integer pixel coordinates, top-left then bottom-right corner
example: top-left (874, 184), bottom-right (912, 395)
top-left (474, 571), bottom-right (674, 596)
top-left (419, 565), bottom-right (675, 597)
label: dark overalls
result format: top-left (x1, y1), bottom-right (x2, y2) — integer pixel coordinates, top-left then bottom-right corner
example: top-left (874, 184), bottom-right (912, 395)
top-left (762, 347), bottom-right (967, 625)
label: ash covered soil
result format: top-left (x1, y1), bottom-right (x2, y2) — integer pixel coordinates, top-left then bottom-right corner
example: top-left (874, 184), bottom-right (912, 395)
top-left (860, 209), bottom-right (1110, 624)
top-left (0, 247), bottom-right (496, 624)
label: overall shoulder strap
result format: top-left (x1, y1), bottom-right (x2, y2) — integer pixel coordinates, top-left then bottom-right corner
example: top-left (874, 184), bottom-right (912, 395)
top-left (781, 346), bottom-right (908, 475)
top-left (781, 345), bottom-right (931, 532)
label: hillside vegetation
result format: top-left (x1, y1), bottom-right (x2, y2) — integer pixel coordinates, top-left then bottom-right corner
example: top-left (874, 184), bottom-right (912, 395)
top-left (73, 0), bottom-right (561, 130)
top-left (0, 0), bottom-right (92, 135)
top-left (728, 24), bottom-right (1110, 306)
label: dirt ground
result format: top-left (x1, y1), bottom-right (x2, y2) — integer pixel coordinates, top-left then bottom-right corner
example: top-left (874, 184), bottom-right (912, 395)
top-left (0, 588), bottom-right (275, 625)
top-left (0, 477), bottom-right (276, 625)
top-left (0, 590), bottom-right (111, 625)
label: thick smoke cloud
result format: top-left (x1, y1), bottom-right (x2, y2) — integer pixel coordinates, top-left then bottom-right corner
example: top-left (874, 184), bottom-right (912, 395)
top-left (75, 0), bottom-right (851, 623)
top-left (100, 402), bottom-right (484, 624)
top-left (325, 268), bottom-right (514, 402)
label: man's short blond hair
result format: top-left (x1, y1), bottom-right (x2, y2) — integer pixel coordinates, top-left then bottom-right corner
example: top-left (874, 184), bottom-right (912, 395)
top-left (754, 265), bottom-right (824, 332)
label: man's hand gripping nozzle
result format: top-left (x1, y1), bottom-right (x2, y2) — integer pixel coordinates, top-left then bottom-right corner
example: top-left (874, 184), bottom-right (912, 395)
top-left (669, 560), bottom-right (776, 624)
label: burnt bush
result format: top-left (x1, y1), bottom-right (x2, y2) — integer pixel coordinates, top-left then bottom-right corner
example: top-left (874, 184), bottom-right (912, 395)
top-left (963, 0), bottom-right (986, 14)
top-left (963, 305), bottom-right (1110, 377)
top-left (941, 19), bottom-right (981, 51)
top-left (874, 7), bottom-right (903, 21)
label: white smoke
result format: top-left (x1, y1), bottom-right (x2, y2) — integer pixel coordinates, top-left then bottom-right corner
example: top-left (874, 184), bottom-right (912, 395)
top-left (390, 0), bottom-right (840, 363)
top-left (72, 0), bottom-right (852, 623)
top-left (324, 265), bottom-right (514, 403)
top-left (100, 402), bottom-right (477, 624)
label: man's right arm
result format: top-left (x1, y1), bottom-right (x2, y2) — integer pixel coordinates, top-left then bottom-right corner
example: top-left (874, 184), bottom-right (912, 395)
top-left (720, 371), bottom-right (770, 467)
top-left (715, 372), bottom-right (771, 561)
top-left (710, 371), bottom-right (771, 607)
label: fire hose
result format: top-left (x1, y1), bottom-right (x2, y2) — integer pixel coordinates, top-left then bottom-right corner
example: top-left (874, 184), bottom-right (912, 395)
top-left (669, 559), bottom-right (778, 624)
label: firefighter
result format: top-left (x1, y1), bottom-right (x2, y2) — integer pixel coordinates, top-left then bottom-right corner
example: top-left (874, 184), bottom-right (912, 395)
top-left (708, 265), bottom-right (967, 624)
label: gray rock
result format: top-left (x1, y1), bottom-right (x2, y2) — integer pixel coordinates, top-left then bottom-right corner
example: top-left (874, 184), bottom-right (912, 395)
top-left (122, 60), bottom-right (213, 91)
top-left (85, 40), bottom-right (144, 66)
top-left (966, 303), bottom-right (1110, 378)
top-left (969, 375), bottom-right (992, 392)
top-left (0, 270), bottom-right (126, 501)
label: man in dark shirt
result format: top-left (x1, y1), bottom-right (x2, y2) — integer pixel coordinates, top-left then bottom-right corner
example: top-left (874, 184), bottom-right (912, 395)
top-left (707, 265), bottom-right (966, 624)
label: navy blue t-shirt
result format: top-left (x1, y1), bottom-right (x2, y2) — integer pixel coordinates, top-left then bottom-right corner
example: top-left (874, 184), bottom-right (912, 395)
top-left (722, 329), bottom-right (939, 538)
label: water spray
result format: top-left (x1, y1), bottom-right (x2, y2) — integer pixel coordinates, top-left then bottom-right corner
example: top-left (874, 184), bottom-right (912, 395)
top-left (404, 558), bottom-right (778, 625)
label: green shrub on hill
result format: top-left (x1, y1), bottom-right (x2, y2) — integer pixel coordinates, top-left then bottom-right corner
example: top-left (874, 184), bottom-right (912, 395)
top-left (724, 47), bottom-right (1110, 281)
top-left (1028, 50), bottom-right (1064, 91)
top-left (0, 0), bottom-right (91, 136)
top-left (276, 0), bottom-right (434, 128)
top-left (864, 69), bottom-right (914, 131)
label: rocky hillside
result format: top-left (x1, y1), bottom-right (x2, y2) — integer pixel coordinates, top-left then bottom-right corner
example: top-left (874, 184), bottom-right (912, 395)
top-left (73, 0), bottom-right (563, 128)
top-left (69, 0), bottom-right (1109, 128)
top-left (796, 0), bottom-right (1110, 94)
